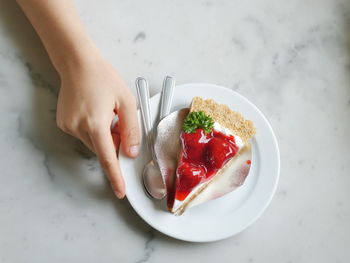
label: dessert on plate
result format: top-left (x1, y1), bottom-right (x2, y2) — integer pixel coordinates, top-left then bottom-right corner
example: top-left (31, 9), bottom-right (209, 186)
top-left (166, 97), bottom-right (256, 215)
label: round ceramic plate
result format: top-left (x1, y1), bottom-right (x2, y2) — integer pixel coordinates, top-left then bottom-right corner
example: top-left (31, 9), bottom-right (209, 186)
top-left (119, 83), bottom-right (280, 242)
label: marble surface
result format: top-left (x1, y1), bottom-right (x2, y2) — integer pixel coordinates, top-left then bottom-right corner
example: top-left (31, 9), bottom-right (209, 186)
top-left (0, 0), bottom-right (350, 262)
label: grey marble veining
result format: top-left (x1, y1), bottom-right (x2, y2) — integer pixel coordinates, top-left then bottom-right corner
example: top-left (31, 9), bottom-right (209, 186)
top-left (1, 0), bottom-right (350, 262)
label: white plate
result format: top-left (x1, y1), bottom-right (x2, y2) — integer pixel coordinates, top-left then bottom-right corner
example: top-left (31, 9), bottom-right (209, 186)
top-left (119, 83), bottom-right (280, 242)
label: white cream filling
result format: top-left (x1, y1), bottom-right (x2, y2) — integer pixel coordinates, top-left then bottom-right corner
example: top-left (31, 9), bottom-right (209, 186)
top-left (172, 123), bottom-right (244, 213)
top-left (172, 181), bottom-right (208, 213)
top-left (213, 122), bottom-right (244, 148)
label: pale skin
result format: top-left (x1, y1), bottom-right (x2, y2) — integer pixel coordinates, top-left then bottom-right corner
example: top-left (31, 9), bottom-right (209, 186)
top-left (16, 0), bottom-right (141, 199)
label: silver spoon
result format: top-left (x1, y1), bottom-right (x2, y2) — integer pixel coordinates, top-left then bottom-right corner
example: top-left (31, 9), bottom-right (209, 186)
top-left (136, 77), bottom-right (175, 199)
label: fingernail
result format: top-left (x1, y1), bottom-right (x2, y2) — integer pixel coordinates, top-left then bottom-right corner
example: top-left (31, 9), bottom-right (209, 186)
top-left (114, 190), bottom-right (123, 199)
top-left (129, 145), bottom-right (140, 157)
top-left (111, 184), bottom-right (123, 199)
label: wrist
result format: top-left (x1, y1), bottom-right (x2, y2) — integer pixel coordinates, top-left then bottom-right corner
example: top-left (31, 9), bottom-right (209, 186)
top-left (53, 40), bottom-right (102, 78)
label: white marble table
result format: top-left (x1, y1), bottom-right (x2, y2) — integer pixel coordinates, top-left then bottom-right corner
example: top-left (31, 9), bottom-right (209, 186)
top-left (1, 0), bottom-right (349, 262)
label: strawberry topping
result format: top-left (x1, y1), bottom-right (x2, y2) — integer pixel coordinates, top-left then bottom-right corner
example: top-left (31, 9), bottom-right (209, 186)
top-left (175, 128), bottom-right (239, 201)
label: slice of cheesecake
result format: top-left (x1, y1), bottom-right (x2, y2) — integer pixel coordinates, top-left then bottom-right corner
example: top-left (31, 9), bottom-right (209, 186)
top-left (167, 97), bottom-right (256, 215)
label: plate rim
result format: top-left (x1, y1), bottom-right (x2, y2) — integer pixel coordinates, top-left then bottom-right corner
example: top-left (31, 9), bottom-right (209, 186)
top-left (120, 83), bottom-right (280, 242)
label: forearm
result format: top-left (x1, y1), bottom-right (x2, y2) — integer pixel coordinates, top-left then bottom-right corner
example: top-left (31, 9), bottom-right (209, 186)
top-left (16, 0), bottom-right (99, 76)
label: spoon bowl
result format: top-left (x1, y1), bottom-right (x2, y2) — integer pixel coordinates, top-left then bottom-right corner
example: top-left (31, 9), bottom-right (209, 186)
top-left (142, 160), bottom-right (167, 199)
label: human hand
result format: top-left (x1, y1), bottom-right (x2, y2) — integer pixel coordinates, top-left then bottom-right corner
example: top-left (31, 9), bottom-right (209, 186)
top-left (56, 54), bottom-right (140, 199)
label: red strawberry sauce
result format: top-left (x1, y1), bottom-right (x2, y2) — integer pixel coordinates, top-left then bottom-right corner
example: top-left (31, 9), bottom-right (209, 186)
top-left (175, 128), bottom-right (239, 201)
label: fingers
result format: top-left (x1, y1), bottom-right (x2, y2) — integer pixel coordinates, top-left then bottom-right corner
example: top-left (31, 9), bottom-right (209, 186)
top-left (57, 113), bottom-right (125, 198)
top-left (118, 95), bottom-right (141, 158)
top-left (90, 127), bottom-right (125, 199)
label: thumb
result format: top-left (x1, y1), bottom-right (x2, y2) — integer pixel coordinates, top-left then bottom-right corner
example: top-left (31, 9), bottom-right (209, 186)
top-left (118, 96), bottom-right (141, 158)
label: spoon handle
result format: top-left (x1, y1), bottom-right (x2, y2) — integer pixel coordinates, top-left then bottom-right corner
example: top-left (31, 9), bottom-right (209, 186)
top-left (159, 76), bottom-right (175, 120)
top-left (135, 77), bottom-right (157, 161)
top-left (136, 77), bottom-right (152, 134)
